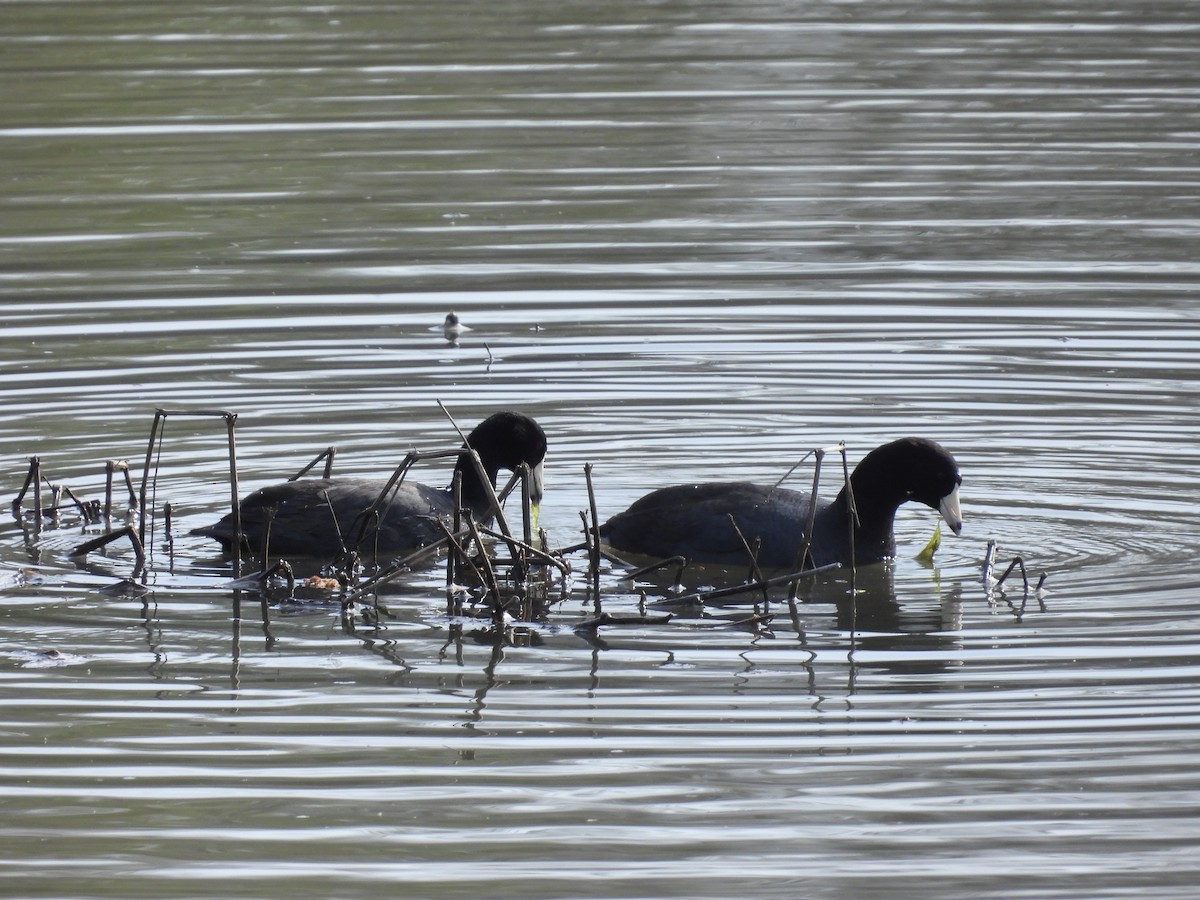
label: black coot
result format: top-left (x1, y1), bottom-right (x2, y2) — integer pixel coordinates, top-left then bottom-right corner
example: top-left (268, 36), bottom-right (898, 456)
top-left (600, 437), bottom-right (961, 569)
top-left (194, 411), bottom-right (546, 558)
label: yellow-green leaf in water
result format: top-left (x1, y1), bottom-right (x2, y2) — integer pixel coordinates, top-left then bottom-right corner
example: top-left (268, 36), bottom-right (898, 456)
top-left (916, 522), bottom-right (942, 562)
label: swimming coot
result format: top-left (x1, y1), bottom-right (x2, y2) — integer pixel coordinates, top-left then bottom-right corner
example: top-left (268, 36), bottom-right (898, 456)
top-left (443, 311), bottom-right (468, 342)
top-left (194, 411), bottom-right (546, 558)
top-left (600, 437), bottom-right (961, 569)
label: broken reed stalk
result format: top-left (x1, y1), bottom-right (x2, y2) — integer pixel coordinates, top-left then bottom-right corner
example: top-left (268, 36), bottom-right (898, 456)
top-left (32, 457), bottom-right (41, 535)
top-left (519, 462), bottom-right (533, 548)
top-left (786, 448), bottom-right (825, 600)
top-left (839, 442), bottom-right (858, 567)
top-left (726, 514), bottom-right (766, 599)
top-left (994, 556), bottom-right (1029, 592)
top-left (838, 442), bottom-right (859, 637)
top-left (982, 541), bottom-right (1047, 598)
top-left (477, 525), bottom-right (570, 575)
top-left (339, 531), bottom-right (463, 608)
top-left (341, 449), bottom-right (421, 552)
top-left (15, 459), bottom-right (115, 530)
top-left (138, 408), bottom-right (241, 571)
top-left (72, 526), bottom-right (146, 567)
top-left (318, 490), bottom-right (350, 558)
top-left (336, 442), bottom-right (525, 566)
top-left (260, 506), bottom-right (277, 564)
top-left (694, 612), bottom-right (775, 630)
top-left (465, 517), bottom-right (505, 627)
top-left (437, 403), bottom-right (526, 562)
top-left (104, 460), bottom-right (137, 522)
top-left (289, 447), bottom-right (337, 481)
top-left (584, 463), bottom-right (601, 581)
top-left (578, 509), bottom-right (593, 559)
top-left (625, 555), bottom-right (689, 585)
top-left (447, 470), bottom-right (462, 591)
top-left (440, 525), bottom-right (490, 594)
top-left (981, 539), bottom-right (997, 588)
top-left (59, 486), bottom-right (99, 523)
top-left (10, 457), bottom-right (41, 526)
top-left (32, 458), bottom-right (41, 535)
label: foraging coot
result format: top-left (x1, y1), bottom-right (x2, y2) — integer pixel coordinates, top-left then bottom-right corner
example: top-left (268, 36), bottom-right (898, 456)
top-left (600, 437), bottom-right (961, 569)
top-left (194, 411), bottom-right (546, 558)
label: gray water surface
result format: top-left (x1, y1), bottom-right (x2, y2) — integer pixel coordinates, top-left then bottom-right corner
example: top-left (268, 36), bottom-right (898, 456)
top-left (3, 2), bottom-right (1200, 898)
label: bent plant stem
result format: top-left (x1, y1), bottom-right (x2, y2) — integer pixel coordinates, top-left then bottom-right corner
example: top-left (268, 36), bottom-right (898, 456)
top-left (447, 470), bottom-right (462, 592)
top-left (139, 408), bottom-right (240, 573)
top-left (437, 400), bottom-right (522, 562)
top-left (289, 446), bottom-right (337, 481)
top-left (838, 442), bottom-right (859, 648)
top-left (585, 463), bottom-right (602, 586)
top-left (341, 450), bottom-right (421, 554)
top-left (839, 442), bottom-right (858, 569)
top-left (477, 525), bottom-right (570, 575)
top-left (103, 459), bottom-right (137, 523)
top-left (72, 526), bottom-right (147, 575)
top-left (340, 532), bottom-right (462, 608)
top-left (789, 448), bottom-right (825, 600)
top-left (726, 514), bottom-right (767, 603)
top-left (465, 517), bottom-right (506, 629)
top-left (994, 555), bottom-right (1029, 592)
top-left (982, 539), bottom-right (998, 589)
top-left (624, 556), bottom-right (691, 585)
top-left (318, 489), bottom-right (351, 558)
top-left (12, 456), bottom-right (44, 535)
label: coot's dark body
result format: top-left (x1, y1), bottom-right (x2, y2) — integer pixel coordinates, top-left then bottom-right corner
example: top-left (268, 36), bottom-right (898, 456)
top-left (194, 411), bottom-right (546, 559)
top-left (600, 437), bottom-right (961, 569)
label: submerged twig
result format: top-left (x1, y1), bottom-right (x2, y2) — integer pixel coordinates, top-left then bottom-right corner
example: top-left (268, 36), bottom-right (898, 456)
top-left (624, 555), bottom-right (690, 594)
top-left (573, 612), bottom-right (673, 631)
top-left (339, 533), bottom-right (462, 608)
top-left (477, 525), bottom-right (570, 574)
top-left (651, 563), bottom-right (841, 610)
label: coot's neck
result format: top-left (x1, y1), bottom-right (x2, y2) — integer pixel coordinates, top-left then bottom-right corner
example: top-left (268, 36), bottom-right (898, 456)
top-left (452, 451), bottom-right (498, 519)
top-left (830, 475), bottom-right (907, 563)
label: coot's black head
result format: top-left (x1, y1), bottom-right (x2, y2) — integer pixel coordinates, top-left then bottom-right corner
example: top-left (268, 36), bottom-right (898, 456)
top-left (462, 411), bottom-right (548, 501)
top-left (852, 437), bottom-right (962, 533)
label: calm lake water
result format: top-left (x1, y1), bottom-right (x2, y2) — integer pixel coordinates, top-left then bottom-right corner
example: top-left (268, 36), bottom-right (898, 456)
top-left (3, 2), bottom-right (1200, 897)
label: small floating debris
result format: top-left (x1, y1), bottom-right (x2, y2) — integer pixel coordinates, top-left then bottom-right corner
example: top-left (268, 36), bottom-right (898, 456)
top-left (97, 578), bottom-right (150, 599)
top-left (0, 568), bottom-right (45, 588)
top-left (13, 648), bottom-right (87, 669)
top-left (303, 575), bottom-right (342, 591)
top-left (226, 560), bottom-right (296, 593)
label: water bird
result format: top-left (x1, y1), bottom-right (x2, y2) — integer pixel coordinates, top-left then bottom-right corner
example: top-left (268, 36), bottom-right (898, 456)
top-left (194, 411), bottom-right (547, 558)
top-left (443, 311), bottom-right (468, 342)
top-left (600, 437), bottom-right (962, 569)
